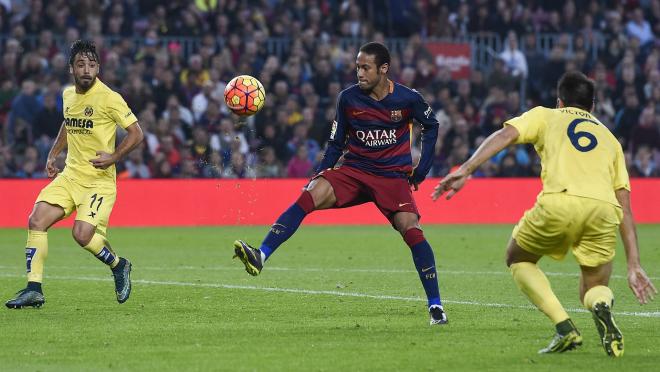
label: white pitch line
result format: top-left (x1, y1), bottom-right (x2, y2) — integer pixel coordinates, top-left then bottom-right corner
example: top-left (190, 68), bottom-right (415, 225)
top-left (0, 265), bottom-right (656, 281)
top-left (0, 273), bottom-right (658, 318)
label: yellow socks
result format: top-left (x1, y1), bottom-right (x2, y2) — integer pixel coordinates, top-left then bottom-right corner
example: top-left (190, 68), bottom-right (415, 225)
top-left (583, 285), bottom-right (614, 310)
top-left (83, 233), bottom-right (119, 268)
top-left (26, 230), bottom-right (48, 283)
top-left (510, 262), bottom-right (570, 324)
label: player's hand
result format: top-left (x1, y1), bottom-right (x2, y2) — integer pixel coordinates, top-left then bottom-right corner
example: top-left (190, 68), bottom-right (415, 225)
top-left (432, 168), bottom-right (469, 201)
top-left (408, 172), bottom-right (424, 191)
top-left (89, 151), bottom-right (117, 169)
top-left (627, 265), bottom-right (657, 304)
top-left (45, 157), bottom-right (59, 178)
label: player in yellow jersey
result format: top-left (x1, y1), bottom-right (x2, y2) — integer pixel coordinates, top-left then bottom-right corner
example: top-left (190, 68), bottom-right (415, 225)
top-left (432, 71), bottom-right (656, 356)
top-left (6, 40), bottom-right (143, 309)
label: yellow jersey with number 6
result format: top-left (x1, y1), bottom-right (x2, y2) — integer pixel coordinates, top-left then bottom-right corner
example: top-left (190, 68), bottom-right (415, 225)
top-left (62, 78), bottom-right (137, 186)
top-left (504, 106), bottom-right (629, 207)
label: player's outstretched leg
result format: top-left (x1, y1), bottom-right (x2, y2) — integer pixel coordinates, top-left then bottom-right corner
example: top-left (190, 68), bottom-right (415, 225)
top-left (510, 261), bottom-right (582, 353)
top-left (6, 229), bottom-right (49, 309)
top-left (234, 190), bottom-right (316, 275)
top-left (584, 285), bottom-right (623, 357)
top-left (507, 239), bottom-right (581, 353)
top-left (74, 224), bottom-right (132, 304)
top-left (403, 227), bottom-right (446, 325)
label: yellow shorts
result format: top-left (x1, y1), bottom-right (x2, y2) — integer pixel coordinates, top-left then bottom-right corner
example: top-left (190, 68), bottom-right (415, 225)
top-left (36, 174), bottom-right (116, 236)
top-left (512, 192), bottom-right (623, 267)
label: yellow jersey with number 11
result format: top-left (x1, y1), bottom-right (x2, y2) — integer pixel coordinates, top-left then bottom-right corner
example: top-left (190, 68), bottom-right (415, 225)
top-left (504, 106), bottom-right (629, 207)
top-left (61, 78), bottom-right (137, 186)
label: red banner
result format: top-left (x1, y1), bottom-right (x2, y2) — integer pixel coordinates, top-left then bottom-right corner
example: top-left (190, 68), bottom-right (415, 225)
top-left (426, 42), bottom-right (471, 79)
top-left (0, 179), bottom-right (658, 227)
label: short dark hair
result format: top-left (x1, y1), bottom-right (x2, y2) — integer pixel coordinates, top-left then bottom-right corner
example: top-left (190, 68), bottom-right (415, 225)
top-left (557, 71), bottom-right (595, 111)
top-left (359, 42), bottom-right (391, 68)
top-left (69, 39), bottom-right (99, 66)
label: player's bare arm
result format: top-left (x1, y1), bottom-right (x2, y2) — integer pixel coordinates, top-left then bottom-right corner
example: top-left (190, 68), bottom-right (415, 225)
top-left (432, 125), bottom-right (519, 201)
top-left (90, 122), bottom-right (143, 169)
top-left (45, 120), bottom-right (68, 177)
top-left (615, 188), bottom-right (657, 304)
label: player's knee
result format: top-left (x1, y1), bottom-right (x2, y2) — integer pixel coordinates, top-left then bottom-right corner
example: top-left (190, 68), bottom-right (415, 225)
top-left (403, 227), bottom-right (425, 248)
top-left (295, 190), bottom-right (316, 214)
top-left (393, 214), bottom-right (420, 236)
top-left (307, 178), bottom-right (335, 210)
top-left (28, 213), bottom-right (47, 231)
top-left (72, 227), bottom-right (94, 247)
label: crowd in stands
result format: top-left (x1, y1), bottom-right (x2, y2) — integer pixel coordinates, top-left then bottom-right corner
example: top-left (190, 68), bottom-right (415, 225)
top-left (1, 0), bottom-right (659, 179)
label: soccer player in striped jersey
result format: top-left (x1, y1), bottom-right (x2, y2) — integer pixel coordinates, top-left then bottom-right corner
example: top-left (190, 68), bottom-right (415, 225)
top-left (233, 42), bottom-right (447, 325)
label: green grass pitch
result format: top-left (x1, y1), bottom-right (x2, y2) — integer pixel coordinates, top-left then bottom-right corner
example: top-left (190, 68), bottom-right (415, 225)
top-left (1, 225), bottom-right (659, 371)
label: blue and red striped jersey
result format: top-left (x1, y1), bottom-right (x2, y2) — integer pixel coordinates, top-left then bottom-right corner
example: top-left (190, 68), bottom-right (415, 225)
top-left (317, 80), bottom-right (439, 181)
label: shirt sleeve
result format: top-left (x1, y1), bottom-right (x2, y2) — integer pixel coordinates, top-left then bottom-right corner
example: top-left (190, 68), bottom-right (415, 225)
top-left (106, 91), bottom-right (138, 129)
top-left (315, 91), bottom-right (348, 173)
top-left (504, 106), bottom-right (546, 145)
top-left (613, 143), bottom-right (631, 191)
top-left (410, 90), bottom-right (439, 181)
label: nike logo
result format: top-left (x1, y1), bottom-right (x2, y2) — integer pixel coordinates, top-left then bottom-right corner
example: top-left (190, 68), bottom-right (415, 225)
top-left (272, 223), bottom-right (287, 229)
top-left (421, 266), bottom-right (434, 273)
top-left (353, 110), bottom-right (366, 116)
top-left (398, 202), bottom-right (411, 207)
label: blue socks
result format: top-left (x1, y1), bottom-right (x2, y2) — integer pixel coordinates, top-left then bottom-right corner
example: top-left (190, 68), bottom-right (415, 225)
top-left (405, 228), bottom-right (442, 307)
top-left (260, 191), bottom-right (315, 260)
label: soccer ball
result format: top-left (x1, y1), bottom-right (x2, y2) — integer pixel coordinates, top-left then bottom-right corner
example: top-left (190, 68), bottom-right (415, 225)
top-left (223, 75), bottom-right (266, 116)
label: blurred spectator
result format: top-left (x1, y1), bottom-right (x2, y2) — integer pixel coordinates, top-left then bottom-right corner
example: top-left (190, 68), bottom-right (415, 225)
top-left (218, 117), bottom-right (248, 164)
top-left (190, 126), bottom-right (213, 171)
top-left (179, 157), bottom-right (199, 178)
top-left (123, 146), bottom-right (151, 179)
top-left (0, 153), bottom-right (12, 177)
top-left (631, 145), bottom-right (659, 177)
top-left (614, 93), bottom-right (642, 141)
top-left (255, 146), bottom-right (283, 178)
top-left (15, 146), bottom-right (45, 178)
top-left (499, 31), bottom-right (528, 79)
top-left (191, 80), bottom-right (215, 122)
top-left (626, 8), bottom-right (655, 47)
top-left (286, 145), bottom-right (313, 178)
top-left (202, 151), bottom-right (223, 178)
top-left (6, 80), bottom-right (39, 152)
top-left (496, 152), bottom-right (527, 177)
top-left (33, 92), bottom-right (62, 162)
top-left (222, 152), bottom-right (255, 179)
top-left (153, 70), bottom-right (187, 114)
top-left (629, 105), bottom-right (660, 153)
top-left (487, 58), bottom-right (516, 91)
top-left (286, 123), bottom-right (320, 163)
top-left (156, 134), bottom-right (181, 171)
